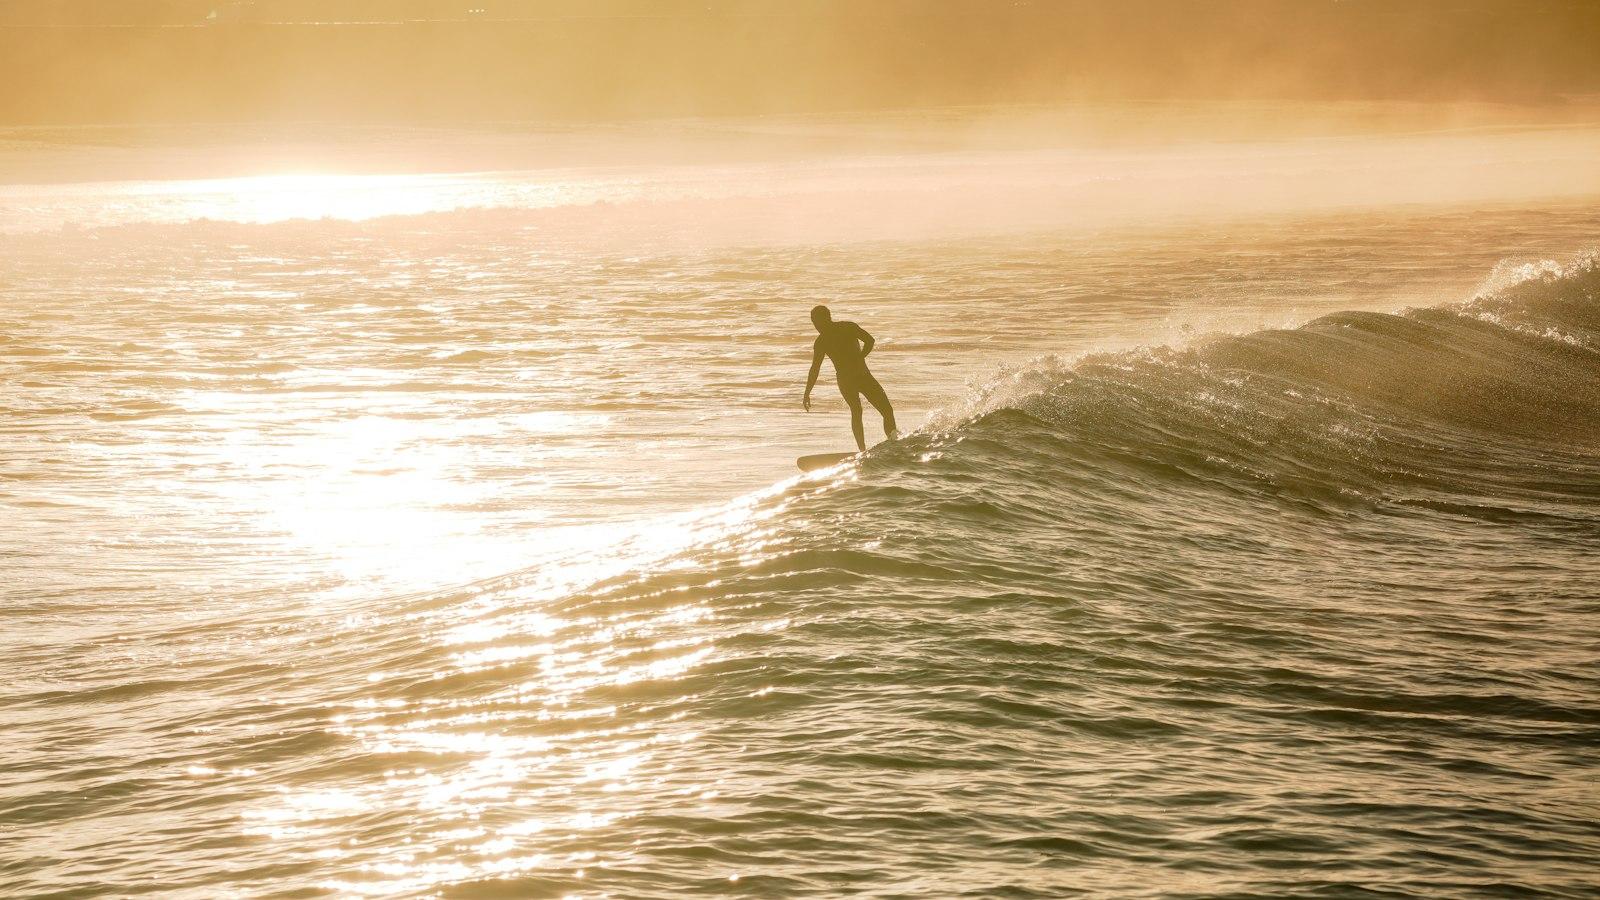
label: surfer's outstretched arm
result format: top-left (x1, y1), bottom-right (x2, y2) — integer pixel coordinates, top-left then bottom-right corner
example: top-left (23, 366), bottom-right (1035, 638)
top-left (802, 341), bottom-right (823, 411)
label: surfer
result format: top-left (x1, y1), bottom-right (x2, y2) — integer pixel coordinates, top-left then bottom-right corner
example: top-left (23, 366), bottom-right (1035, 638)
top-left (803, 305), bottom-right (899, 451)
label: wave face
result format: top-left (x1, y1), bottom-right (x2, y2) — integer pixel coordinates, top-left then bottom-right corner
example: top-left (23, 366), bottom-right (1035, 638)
top-left (418, 258), bottom-right (1600, 895)
top-left (599, 256), bottom-right (1600, 894)
top-left (5, 235), bottom-right (1600, 896)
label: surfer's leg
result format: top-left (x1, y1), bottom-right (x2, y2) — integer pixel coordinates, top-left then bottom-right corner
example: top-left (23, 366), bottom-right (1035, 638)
top-left (847, 397), bottom-right (866, 451)
top-left (840, 384), bottom-right (867, 451)
top-left (860, 375), bottom-right (899, 440)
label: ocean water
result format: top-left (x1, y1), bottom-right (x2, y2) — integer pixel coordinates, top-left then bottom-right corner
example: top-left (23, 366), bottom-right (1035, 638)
top-left (3, 128), bottom-right (1600, 897)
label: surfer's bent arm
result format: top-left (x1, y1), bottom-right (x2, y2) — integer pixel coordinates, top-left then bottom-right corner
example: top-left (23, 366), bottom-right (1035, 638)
top-left (803, 341), bottom-right (823, 410)
top-left (856, 324), bottom-right (875, 356)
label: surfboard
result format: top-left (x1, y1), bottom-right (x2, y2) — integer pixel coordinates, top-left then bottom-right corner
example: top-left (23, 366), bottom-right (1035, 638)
top-left (796, 451), bottom-right (858, 473)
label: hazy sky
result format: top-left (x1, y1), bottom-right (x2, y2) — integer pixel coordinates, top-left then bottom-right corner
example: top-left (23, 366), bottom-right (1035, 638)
top-left (2, 1), bottom-right (1599, 126)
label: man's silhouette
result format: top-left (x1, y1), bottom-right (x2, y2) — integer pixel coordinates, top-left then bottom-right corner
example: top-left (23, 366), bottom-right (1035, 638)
top-left (803, 305), bottom-right (899, 451)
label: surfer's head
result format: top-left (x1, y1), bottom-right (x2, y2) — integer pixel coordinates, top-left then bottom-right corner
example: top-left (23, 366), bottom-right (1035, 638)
top-left (810, 305), bottom-right (832, 331)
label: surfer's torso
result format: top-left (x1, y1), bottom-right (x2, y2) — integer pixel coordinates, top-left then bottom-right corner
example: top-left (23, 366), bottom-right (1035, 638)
top-left (814, 321), bottom-right (872, 384)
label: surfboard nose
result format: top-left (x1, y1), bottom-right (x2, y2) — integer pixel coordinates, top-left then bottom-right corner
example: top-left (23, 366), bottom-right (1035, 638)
top-left (797, 451), bottom-right (858, 472)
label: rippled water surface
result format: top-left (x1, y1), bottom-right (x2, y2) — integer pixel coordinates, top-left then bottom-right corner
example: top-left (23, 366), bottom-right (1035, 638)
top-left (3, 139), bottom-right (1600, 897)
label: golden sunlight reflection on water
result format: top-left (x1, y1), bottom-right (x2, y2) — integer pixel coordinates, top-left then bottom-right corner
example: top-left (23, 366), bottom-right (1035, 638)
top-left (211, 406), bottom-right (612, 593)
top-left (236, 471), bottom-right (824, 893)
